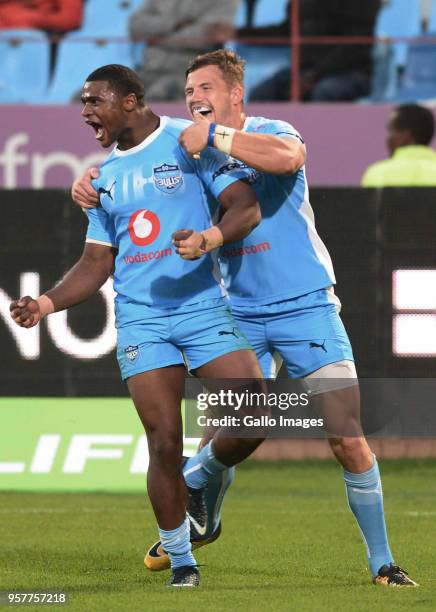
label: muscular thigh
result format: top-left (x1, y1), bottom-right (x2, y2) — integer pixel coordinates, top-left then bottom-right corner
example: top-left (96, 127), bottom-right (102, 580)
top-left (127, 365), bottom-right (185, 435)
top-left (304, 360), bottom-right (362, 438)
top-left (194, 349), bottom-right (262, 379)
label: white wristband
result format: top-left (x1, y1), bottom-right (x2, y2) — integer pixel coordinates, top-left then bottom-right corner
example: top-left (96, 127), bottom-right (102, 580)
top-left (214, 124), bottom-right (235, 155)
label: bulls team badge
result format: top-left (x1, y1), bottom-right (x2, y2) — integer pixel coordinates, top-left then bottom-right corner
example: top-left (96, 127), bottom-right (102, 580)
top-left (124, 345), bottom-right (139, 364)
top-left (153, 163), bottom-right (183, 193)
top-left (128, 209), bottom-right (160, 246)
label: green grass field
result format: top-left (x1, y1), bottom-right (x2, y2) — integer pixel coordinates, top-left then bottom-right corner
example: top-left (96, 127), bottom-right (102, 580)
top-left (1, 460), bottom-right (435, 611)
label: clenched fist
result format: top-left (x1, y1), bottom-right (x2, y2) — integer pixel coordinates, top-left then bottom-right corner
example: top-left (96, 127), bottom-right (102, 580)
top-left (10, 296), bottom-right (41, 328)
top-left (178, 111), bottom-right (210, 158)
top-left (172, 229), bottom-right (206, 260)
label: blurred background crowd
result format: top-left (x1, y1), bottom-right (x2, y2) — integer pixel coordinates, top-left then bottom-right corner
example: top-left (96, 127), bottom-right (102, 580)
top-left (1, 0), bottom-right (436, 105)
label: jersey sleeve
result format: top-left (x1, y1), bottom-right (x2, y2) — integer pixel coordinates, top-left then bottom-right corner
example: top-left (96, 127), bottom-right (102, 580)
top-left (85, 206), bottom-right (116, 247)
top-left (261, 119), bottom-right (305, 145)
top-left (193, 147), bottom-right (253, 200)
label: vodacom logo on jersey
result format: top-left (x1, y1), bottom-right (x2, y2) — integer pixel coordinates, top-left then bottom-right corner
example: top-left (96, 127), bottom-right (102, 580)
top-left (128, 209), bottom-right (160, 246)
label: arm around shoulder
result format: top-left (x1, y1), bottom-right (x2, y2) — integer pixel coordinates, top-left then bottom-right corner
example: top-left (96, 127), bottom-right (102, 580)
top-left (218, 128), bottom-right (306, 175)
top-left (215, 179), bottom-right (261, 244)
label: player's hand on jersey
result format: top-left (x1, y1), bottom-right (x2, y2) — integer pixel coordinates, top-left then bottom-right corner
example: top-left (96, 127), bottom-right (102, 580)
top-left (172, 229), bottom-right (206, 260)
top-left (179, 111), bottom-right (210, 158)
top-left (9, 296), bottom-right (41, 328)
top-left (71, 167), bottom-right (100, 209)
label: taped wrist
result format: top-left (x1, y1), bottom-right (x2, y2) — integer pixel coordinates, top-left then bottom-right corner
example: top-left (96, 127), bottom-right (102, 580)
top-left (36, 294), bottom-right (55, 318)
top-left (200, 226), bottom-right (224, 253)
top-left (214, 124), bottom-right (235, 155)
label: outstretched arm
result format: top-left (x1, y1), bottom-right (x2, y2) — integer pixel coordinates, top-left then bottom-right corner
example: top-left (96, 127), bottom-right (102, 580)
top-left (173, 179), bottom-right (261, 259)
top-left (10, 243), bottom-right (116, 328)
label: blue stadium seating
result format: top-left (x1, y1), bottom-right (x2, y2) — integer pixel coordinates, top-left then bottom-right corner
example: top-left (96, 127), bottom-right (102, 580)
top-left (79, 0), bottom-right (144, 36)
top-left (427, 0), bottom-right (436, 31)
top-left (45, 33), bottom-right (136, 103)
top-left (230, 42), bottom-right (290, 100)
top-left (371, 0), bottom-right (422, 100)
top-left (230, 0), bottom-right (290, 99)
top-left (0, 29), bottom-right (49, 103)
top-left (234, 2), bottom-right (247, 28)
top-left (235, 0), bottom-right (289, 28)
top-left (394, 37), bottom-right (436, 100)
top-left (253, 0), bottom-right (289, 26)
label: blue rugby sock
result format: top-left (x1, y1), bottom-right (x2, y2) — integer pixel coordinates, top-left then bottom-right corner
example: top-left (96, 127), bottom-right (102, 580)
top-left (183, 441), bottom-right (227, 490)
top-left (159, 517), bottom-right (196, 569)
top-left (343, 456), bottom-right (394, 576)
top-left (204, 465), bottom-right (236, 533)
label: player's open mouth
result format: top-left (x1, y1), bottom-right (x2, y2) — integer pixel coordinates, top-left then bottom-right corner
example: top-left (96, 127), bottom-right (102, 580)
top-left (86, 120), bottom-right (105, 141)
top-left (191, 105), bottom-right (213, 118)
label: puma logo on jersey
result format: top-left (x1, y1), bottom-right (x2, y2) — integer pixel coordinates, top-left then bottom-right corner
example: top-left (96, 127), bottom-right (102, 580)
top-left (98, 180), bottom-right (116, 201)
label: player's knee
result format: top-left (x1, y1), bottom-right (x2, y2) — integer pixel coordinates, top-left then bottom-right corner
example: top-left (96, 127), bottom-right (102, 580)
top-left (330, 436), bottom-right (369, 459)
top-left (147, 431), bottom-right (182, 464)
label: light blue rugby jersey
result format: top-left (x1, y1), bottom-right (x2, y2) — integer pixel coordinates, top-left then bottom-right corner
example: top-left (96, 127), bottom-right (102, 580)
top-left (85, 116), bottom-right (250, 308)
top-left (216, 116), bottom-right (335, 310)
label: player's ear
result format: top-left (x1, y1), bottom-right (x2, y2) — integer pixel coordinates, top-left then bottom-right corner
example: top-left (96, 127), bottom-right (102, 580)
top-left (123, 93), bottom-right (138, 111)
top-left (230, 85), bottom-right (244, 106)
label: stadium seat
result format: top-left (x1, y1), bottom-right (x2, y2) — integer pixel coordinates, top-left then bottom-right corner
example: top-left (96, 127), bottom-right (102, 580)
top-left (394, 37), bottom-right (436, 101)
top-left (0, 29), bottom-right (49, 103)
top-left (45, 33), bottom-right (136, 103)
top-left (427, 0), bottom-right (436, 31)
top-left (229, 0), bottom-right (290, 99)
top-left (371, 0), bottom-right (422, 100)
top-left (253, 0), bottom-right (289, 26)
top-left (235, 0), bottom-right (289, 28)
top-left (234, 2), bottom-right (247, 28)
top-left (79, 0), bottom-right (144, 36)
top-left (232, 43), bottom-right (290, 100)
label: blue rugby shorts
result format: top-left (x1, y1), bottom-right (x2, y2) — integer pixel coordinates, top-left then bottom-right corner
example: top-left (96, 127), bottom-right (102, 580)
top-left (115, 299), bottom-right (252, 380)
top-left (232, 288), bottom-right (354, 379)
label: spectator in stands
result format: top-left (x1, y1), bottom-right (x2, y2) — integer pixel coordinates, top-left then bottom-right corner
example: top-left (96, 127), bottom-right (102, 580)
top-left (362, 104), bottom-right (436, 187)
top-left (129, 0), bottom-right (239, 100)
top-left (240, 0), bottom-right (381, 101)
top-left (0, 0), bottom-right (83, 33)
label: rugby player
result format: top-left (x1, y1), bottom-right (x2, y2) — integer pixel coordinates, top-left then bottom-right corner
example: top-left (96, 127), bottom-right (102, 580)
top-left (71, 54), bottom-right (417, 587)
top-left (177, 50), bottom-right (417, 587)
top-left (10, 64), bottom-right (267, 588)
